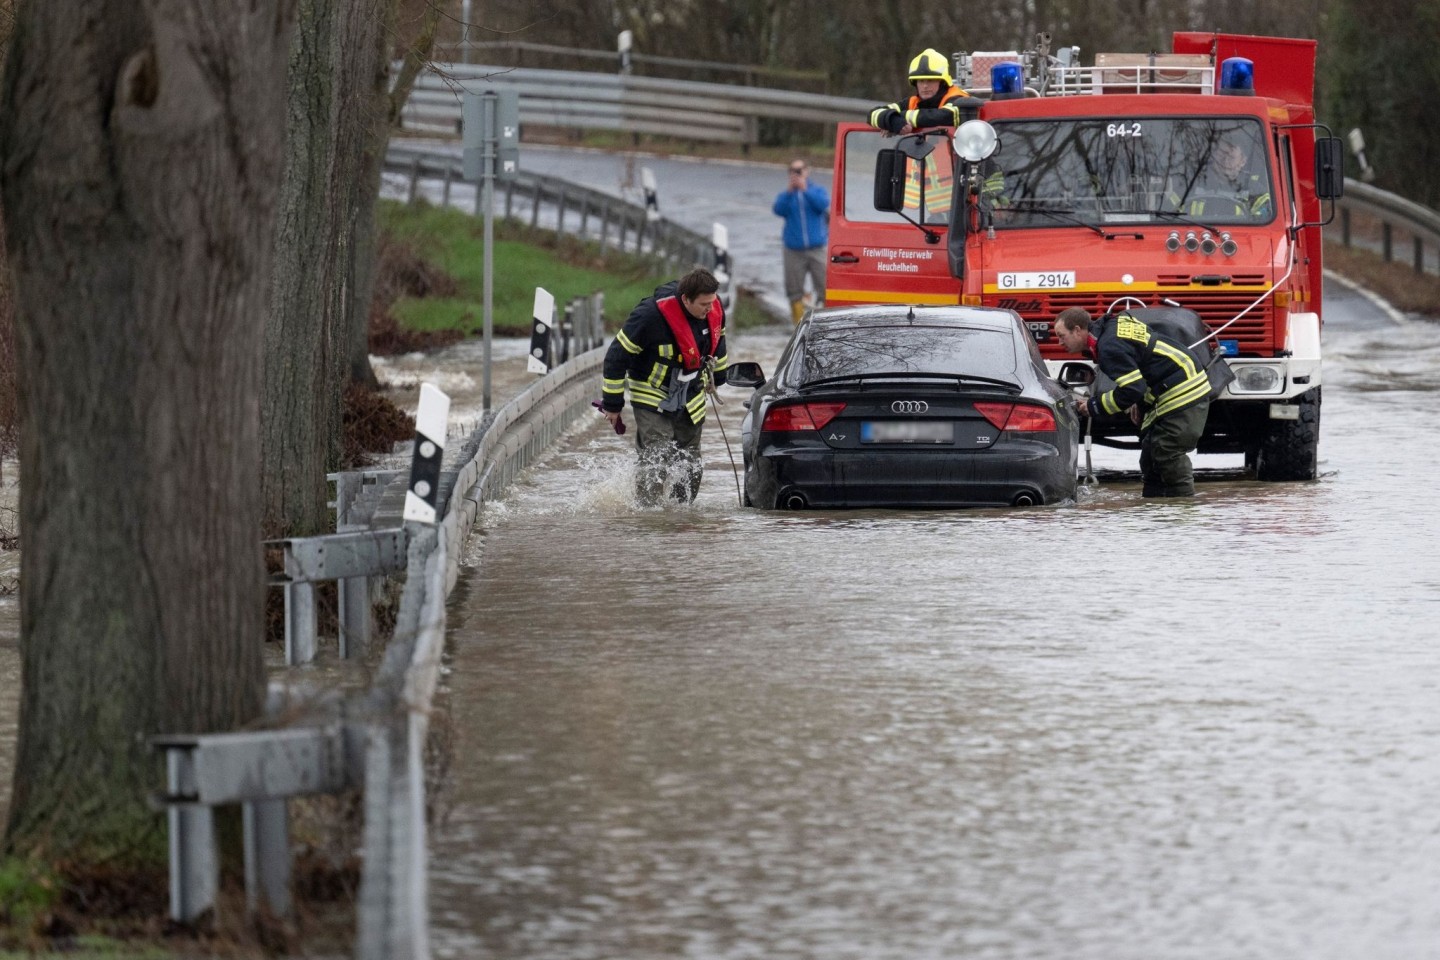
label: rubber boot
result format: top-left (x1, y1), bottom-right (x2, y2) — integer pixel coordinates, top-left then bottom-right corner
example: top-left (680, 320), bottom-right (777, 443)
top-left (789, 299), bottom-right (805, 324)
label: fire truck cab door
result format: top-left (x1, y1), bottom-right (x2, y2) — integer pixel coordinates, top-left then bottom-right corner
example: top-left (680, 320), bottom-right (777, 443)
top-left (826, 125), bottom-right (960, 308)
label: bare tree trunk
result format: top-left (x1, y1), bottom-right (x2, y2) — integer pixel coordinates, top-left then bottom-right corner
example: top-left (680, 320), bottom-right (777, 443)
top-left (344, 0), bottom-right (423, 391)
top-left (346, 0), bottom-right (402, 391)
top-left (265, 0), bottom-right (389, 535)
top-left (0, 1), bottom-right (294, 862)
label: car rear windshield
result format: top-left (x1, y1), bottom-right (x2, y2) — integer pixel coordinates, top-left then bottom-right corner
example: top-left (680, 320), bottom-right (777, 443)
top-left (800, 324), bottom-right (1016, 382)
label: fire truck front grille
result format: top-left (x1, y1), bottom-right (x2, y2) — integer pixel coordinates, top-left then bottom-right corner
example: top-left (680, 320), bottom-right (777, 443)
top-left (993, 291), bottom-right (1279, 356)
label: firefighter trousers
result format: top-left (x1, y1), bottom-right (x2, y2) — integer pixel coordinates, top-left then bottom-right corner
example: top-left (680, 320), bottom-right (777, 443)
top-left (1139, 398), bottom-right (1209, 497)
top-left (633, 406), bottom-right (704, 505)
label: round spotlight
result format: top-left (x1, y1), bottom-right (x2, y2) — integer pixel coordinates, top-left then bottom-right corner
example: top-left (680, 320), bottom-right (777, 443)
top-left (953, 119), bottom-right (999, 162)
top-left (1184, 231), bottom-right (1199, 253)
top-left (1165, 231), bottom-right (1181, 252)
top-left (1220, 233), bottom-right (1238, 256)
top-left (1200, 232), bottom-right (1217, 255)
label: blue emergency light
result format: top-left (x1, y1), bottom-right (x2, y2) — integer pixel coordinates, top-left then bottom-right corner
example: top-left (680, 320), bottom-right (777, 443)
top-left (1219, 57), bottom-right (1255, 96)
top-left (991, 62), bottom-right (1025, 99)
top-left (1218, 339), bottom-right (1240, 356)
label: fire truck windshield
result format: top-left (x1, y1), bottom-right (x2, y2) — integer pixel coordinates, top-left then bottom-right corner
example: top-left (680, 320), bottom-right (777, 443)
top-left (983, 116), bottom-right (1274, 227)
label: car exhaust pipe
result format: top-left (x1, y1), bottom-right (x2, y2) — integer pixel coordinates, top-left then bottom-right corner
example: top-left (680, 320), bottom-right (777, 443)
top-left (1011, 490), bottom-right (1040, 507)
top-left (784, 493), bottom-right (808, 510)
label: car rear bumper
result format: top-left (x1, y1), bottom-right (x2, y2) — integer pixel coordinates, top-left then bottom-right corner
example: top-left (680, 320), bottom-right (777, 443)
top-left (746, 441), bottom-right (1076, 509)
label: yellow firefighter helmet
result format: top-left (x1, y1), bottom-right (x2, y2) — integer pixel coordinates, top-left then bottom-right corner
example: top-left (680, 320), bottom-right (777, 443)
top-left (907, 48), bottom-right (953, 86)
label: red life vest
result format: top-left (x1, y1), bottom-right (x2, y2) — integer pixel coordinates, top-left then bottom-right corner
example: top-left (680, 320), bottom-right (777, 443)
top-left (655, 295), bottom-right (723, 371)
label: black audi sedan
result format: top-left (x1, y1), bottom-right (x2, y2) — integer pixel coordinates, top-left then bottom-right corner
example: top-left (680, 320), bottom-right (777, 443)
top-left (727, 305), bottom-right (1081, 509)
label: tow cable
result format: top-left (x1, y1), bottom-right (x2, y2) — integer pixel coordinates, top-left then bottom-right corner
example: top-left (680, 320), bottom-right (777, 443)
top-left (707, 385), bottom-right (744, 506)
top-left (1083, 417), bottom-right (1097, 486)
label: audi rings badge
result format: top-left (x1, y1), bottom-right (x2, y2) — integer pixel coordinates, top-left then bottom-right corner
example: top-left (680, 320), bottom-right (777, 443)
top-left (891, 400), bottom-right (929, 414)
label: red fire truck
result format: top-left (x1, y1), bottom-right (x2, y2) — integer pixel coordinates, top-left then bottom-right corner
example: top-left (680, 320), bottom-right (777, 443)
top-left (826, 32), bottom-right (1344, 480)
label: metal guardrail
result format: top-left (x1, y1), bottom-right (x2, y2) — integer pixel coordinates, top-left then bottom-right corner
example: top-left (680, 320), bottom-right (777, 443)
top-left (153, 343), bottom-right (608, 957)
top-left (354, 346), bottom-right (605, 960)
top-left (1336, 178), bottom-right (1440, 276)
top-left (400, 64), bottom-right (872, 147)
top-left (433, 40), bottom-right (830, 90)
top-left (384, 143), bottom-right (725, 274)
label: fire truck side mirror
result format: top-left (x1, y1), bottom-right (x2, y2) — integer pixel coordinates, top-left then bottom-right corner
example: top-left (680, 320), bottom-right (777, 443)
top-left (1314, 137), bottom-right (1344, 200)
top-left (874, 149), bottom-right (906, 212)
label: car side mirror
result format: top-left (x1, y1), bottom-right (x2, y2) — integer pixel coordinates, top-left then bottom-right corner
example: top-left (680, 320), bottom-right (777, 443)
top-left (874, 149), bottom-right (906, 212)
top-left (1314, 136), bottom-right (1344, 200)
top-left (725, 361), bottom-right (766, 389)
top-left (1057, 362), bottom-right (1095, 387)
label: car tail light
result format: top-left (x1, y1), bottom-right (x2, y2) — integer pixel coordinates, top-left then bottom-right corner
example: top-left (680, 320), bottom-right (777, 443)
top-left (761, 401), bottom-right (847, 431)
top-left (973, 401), bottom-right (1056, 432)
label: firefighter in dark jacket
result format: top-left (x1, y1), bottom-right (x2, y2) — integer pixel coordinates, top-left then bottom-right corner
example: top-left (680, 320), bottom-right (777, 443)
top-left (600, 268), bottom-right (729, 504)
top-left (1054, 307), bottom-right (1212, 497)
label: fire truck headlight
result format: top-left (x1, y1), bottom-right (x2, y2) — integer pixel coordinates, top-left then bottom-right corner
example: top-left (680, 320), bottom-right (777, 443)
top-left (954, 120), bottom-right (998, 163)
top-left (1232, 364), bottom-right (1282, 394)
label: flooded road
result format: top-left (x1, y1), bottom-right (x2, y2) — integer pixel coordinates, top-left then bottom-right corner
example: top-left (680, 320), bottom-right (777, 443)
top-left (429, 282), bottom-right (1440, 959)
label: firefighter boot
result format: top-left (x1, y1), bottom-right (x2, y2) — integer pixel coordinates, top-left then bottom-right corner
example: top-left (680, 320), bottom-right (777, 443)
top-left (790, 299), bottom-right (805, 324)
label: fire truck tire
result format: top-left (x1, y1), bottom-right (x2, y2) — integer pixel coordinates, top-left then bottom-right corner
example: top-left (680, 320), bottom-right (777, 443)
top-left (1255, 387), bottom-right (1321, 481)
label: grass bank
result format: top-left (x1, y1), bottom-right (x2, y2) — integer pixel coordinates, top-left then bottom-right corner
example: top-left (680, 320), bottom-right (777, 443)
top-left (1324, 241), bottom-right (1440, 316)
top-left (375, 199), bottom-right (777, 341)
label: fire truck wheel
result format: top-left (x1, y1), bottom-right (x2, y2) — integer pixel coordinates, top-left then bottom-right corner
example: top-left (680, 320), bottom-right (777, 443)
top-left (1255, 387), bottom-right (1321, 482)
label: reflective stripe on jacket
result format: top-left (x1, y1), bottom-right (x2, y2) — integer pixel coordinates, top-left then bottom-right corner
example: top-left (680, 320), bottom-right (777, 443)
top-left (868, 85), bottom-right (971, 135)
top-left (1089, 313), bottom-right (1210, 429)
top-left (601, 281), bottom-right (729, 424)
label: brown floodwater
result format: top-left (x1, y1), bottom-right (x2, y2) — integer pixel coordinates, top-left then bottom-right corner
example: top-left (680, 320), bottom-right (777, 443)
top-left (428, 286), bottom-right (1440, 959)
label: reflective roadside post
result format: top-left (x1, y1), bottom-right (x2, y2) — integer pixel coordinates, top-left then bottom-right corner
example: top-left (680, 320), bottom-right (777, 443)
top-left (641, 167), bottom-right (660, 221)
top-left (712, 223), bottom-right (732, 310)
top-left (618, 30), bottom-right (633, 75)
top-left (528, 287), bottom-right (555, 374)
top-left (403, 384), bottom-right (450, 525)
top-left (463, 88), bottom-right (520, 412)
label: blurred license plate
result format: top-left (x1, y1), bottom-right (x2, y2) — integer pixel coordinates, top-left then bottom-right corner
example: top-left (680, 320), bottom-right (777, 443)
top-left (861, 421), bottom-right (953, 443)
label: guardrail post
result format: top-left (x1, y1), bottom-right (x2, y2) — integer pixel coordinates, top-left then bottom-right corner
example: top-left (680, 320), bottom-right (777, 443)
top-left (1414, 235), bottom-right (1423, 273)
top-left (441, 164), bottom-right (454, 206)
top-left (1340, 206), bottom-right (1351, 247)
top-left (531, 183), bottom-right (542, 228)
top-left (579, 194), bottom-right (590, 237)
top-left (592, 291), bottom-right (605, 345)
top-left (556, 185), bottom-right (568, 232)
top-left (338, 574), bottom-right (370, 660)
top-left (164, 747), bottom-right (218, 924)
top-left (243, 799), bottom-right (291, 918)
top-left (599, 200), bottom-right (611, 252)
top-left (406, 157), bottom-right (421, 204)
top-left (561, 301), bottom-right (574, 364)
top-left (1382, 222), bottom-right (1392, 262)
top-left (285, 580), bottom-right (317, 666)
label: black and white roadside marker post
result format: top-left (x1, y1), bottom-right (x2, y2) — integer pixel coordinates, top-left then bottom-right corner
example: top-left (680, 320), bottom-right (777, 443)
top-left (617, 30), bottom-right (633, 75)
top-left (712, 222), bottom-right (732, 310)
top-left (403, 384), bottom-right (450, 525)
top-left (529, 287), bottom-right (555, 375)
top-left (642, 167), bottom-right (660, 222)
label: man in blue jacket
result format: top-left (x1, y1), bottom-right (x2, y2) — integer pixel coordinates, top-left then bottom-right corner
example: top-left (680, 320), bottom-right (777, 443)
top-left (773, 159), bottom-right (829, 324)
